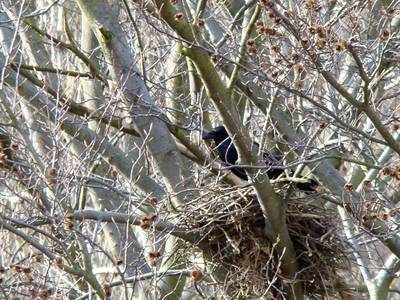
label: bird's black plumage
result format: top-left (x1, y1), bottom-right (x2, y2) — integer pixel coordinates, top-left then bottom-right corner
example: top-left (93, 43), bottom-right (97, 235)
top-left (202, 126), bottom-right (318, 191)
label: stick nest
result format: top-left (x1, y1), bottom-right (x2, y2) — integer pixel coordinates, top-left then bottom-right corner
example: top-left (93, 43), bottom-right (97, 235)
top-left (183, 186), bottom-right (349, 299)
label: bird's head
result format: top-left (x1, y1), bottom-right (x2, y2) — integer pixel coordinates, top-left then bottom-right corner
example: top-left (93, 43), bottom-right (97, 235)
top-left (202, 126), bottom-right (229, 143)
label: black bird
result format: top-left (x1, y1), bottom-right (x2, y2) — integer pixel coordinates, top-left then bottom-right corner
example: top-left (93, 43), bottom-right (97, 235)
top-left (202, 126), bottom-right (318, 191)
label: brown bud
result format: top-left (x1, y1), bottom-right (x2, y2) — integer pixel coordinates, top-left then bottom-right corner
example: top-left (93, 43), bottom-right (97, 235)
top-left (256, 26), bottom-right (265, 34)
top-left (54, 257), bottom-right (63, 269)
top-left (300, 38), bottom-right (309, 47)
top-left (316, 26), bottom-right (325, 38)
top-left (140, 218), bottom-right (150, 230)
top-left (104, 284), bottom-right (111, 297)
top-left (382, 166), bottom-right (393, 176)
top-left (308, 51), bottom-right (317, 61)
top-left (389, 209), bottom-right (397, 217)
top-left (66, 222), bottom-right (74, 230)
top-left (294, 80), bottom-right (302, 90)
top-left (392, 123), bottom-right (400, 131)
top-left (379, 212), bottom-right (388, 220)
top-left (65, 213), bottom-right (74, 221)
top-left (39, 289), bottom-right (48, 299)
top-left (313, 4), bottom-right (322, 12)
top-left (334, 43), bottom-right (343, 51)
top-left (317, 38), bottom-right (326, 49)
top-left (47, 178), bottom-right (57, 185)
top-left (211, 53), bottom-right (219, 64)
top-left (248, 47), bottom-right (257, 55)
top-left (386, 7), bottom-right (395, 14)
top-left (147, 213), bottom-right (157, 221)
top-left (14, 265), bottom-right (22, 273)
top-left (291, 53), bottom-right (300, 62)
top-left (11, 143), bottom-right (18, 151)
top-left (191, 269), bottom-right (203, 282)
top-left (319, 121), bottom-right (328, 129)
top-left (344, 183), bottom-right (353, 192)
top-left (339, 40), bottom-right (349, 49)
top-left (197, 19), bottom-right (205, 27)
top-left (260, 0), bottom-right (274, 7)
top-left (149, 251), bottom-right (161, 267)
top-left (362, 180), bottom-right (372, 189)
top-left (309, 26), bottom-right (317, 34)
top-left (48, 168), bottom-right (57, 176)
top-left (382, 29), bottom-right (390, 40)
top-left (271, 44), bottom-right (280, 53)
top-left (116, 257), bottom-right (123, 266)
top-left (149, 251), bottom-right (161, 258)
top-left (265, 27), bottom-right (277, 35)
top-left (174, 12), bottom-right (183, 21)
top-left (246, 39), bottom-right (255, 47)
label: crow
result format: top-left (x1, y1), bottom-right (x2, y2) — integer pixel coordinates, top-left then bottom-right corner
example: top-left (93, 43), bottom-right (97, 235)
top-left (202, 126), bottom-right (318, 191)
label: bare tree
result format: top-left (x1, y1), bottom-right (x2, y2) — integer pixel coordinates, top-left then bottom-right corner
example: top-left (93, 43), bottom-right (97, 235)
top-left (0, 0), bottom-right (400, 299)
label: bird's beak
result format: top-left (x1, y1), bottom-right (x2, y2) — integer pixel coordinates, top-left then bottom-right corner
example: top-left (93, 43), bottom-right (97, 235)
top-left (202, 130), bottom-right (214, 140)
